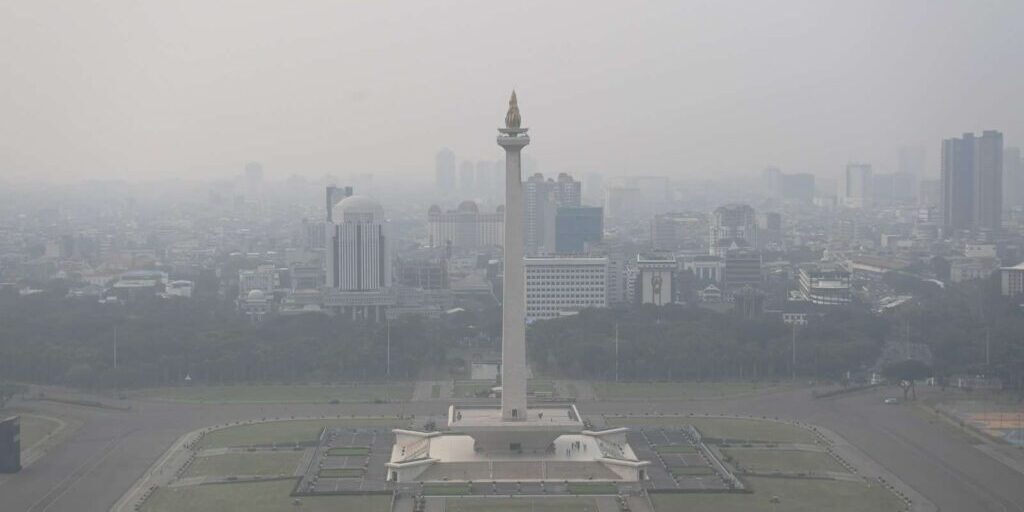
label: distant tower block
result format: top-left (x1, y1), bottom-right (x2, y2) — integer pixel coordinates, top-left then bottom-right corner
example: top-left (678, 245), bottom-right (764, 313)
top-left (497, 91), bottom-right (530, 421)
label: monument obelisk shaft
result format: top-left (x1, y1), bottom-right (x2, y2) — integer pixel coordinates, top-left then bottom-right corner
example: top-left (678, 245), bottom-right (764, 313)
top-left (497, 91), bottom-right (529, 421)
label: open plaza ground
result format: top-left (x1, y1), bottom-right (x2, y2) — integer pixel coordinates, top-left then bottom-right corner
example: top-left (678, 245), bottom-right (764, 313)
top-left (198, 418), bottom-right (407, 449)
top-left (443, 497), bottom-right (599, 512)
top-left (650, 476), bottom-right (903, 512)
top-left (131, 382), bottom-right (413, 403)
top-left (140, 479), bottom-right (391, 512)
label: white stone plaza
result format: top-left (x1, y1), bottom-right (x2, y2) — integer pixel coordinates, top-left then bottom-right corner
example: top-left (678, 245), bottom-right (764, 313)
top-left (386, 93), bottom-right (648, 483)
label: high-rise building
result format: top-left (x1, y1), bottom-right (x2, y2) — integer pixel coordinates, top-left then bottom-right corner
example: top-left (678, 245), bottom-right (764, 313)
top-left (554, 206), bottom-right (603, 254)
top-left (327, 196), bottom-right (391, 291)
top-left (525, 257), bottom-right (607, 322)
top-left (636, 255), bottom-right (675, 306)
top-left (523, 173), bottom-right (557, 255)
top-left (427, 202), bottom-right (504, 249)
top-left (942, 131), bottom-right (1003, 233)
top-left (709, 204), bottom-right (757, 257)
top-left (897, 145), bottom-right (926, 200)
top-left (843, 163), bottom-right (873, 208)
top-left (435, 148), bottom-right (457, 194)
top-left (722, 249), bottom-right (762, 292)
top-left (475, 160), bottom-right (494, 196)
top-left (604, 186), bottom-right (644, 223)
top-left (781, 173), bottom-right (815, 204)
top-left (553, 173), bottom-right (582, 207)
top-left (325, 185), bottom-right (353, 222)
top-left (1003, 147), bottom-right (1022, 210)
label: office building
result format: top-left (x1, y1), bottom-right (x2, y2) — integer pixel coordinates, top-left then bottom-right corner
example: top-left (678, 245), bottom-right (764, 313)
top-left (553, 173), bottom-right (582, 207)
top-left (325, 185), bottom-right (353, 222)
top-left (843, 163), bottom-right (873, 208)
top-left (427, 202), bottom-right (504, 249)
top-left (525, 257), bottom-right (608, 322)
top-left (239, 264), bottom-right (278, 298)
top-left (636, 255), bottom-right (675, 306)
top-left (605, 186), bottom-right (644, 224)
top-left (555, 206), bottom-right (603, 254)
top-left (942, 131), bottom-right (1004, 233)
top-left (524, 173), bottom-right (557, 255)
top-left (709, 204), bottom-right (758, 257)
top-left (1005, 147), bottom-right (1022, 210)
top-left (798, 264), bottom-right (851, 305)
top-left (435, 148), bottom-right (457, 194)
top-left (327, 196), bottom-right (391, 291)
top-left (722, 249), bottom-right (762, 291)
top-left (683, 255), bottom-right (723, 283)
top-left (1001, 262), bottom-right (1024, 297)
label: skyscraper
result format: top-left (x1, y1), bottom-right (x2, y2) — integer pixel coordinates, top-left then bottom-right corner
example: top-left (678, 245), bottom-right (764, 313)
top-left (435, 148), bottom-right (457, 194)
top-left (843, 163), bottom-right (873, 208)
top-left (523, 173), bottom-right (557, 255)
top-left (327, 196), bottom-right (391, 291)
top-left (555, 206), bottom-right (603, 254)
top-left (942, 131), bottom-right (1003, 233)
top-left (553, 173), bottom-right (582, 207)
top-left (1005, 147), bottom-right (1023, 210)
top-left (325, 185), bottom-right (353, 222)
top-left (709, 204), bottom-right (758, 257)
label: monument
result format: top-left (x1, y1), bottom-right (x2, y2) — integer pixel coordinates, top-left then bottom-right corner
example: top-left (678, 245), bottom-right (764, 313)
top-left (386, 93), bottom-right (647, 483)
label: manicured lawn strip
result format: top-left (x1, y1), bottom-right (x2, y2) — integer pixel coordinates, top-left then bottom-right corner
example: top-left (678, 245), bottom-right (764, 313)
top-left (18, 414), bottom-right (61, 449)
top-left (186, 452), bottom-right (302, 478)
top-left (422, 484), bottom-right (472, 496)
top-left (318, 468), bottom-right (364, 478)
top-left (566, 482), bottom-right (618, 495)
top-left (605, 417), bottom-right (817, 444)
top-left (654, 444), bottom-right (697, 454)
top-left (668, 466), bottom-right (717, 476)
top-left (133, 383), bottom-right (413, 403)
top-left (326, 446), bottom-right (370, 456)
top-left (199, 418), bottom-right (405, 449)
top-left (724, 448), bottom-right (847, 474)
top-left (594, 382), bottom-right (791, 401)
top-left (141, 479), bottom-right (391, 512)
top-left (650, 476), bottom-right (902, 512)
top-left (528, 380), bottom-right (556, 395)
top-left (445, 497), bottom-right (598, 512)
top-left (453, 380), bottom-right (496, 398)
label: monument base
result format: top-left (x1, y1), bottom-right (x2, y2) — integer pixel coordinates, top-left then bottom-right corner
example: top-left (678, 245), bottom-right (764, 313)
top-left (385, 404), bottom-right (648, 483)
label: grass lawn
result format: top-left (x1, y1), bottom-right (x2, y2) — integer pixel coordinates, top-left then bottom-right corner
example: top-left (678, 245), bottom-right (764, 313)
top-left (141, 479), bottom-right (390, 512)
top-left (668, 466), bottom-right (717, 477)
top-left (186, 452), bottom-right (303, 477)
top-left (445, 497), bottom-right (598, 511)
top-left (654, 444), bottom-right (697, 454)
top-left (199, 418), bottom-right (405, 449)
top-left (326, 446), bottom-right (370, 456)
top-left (606, 417), bottom-right (817, 444)
top-left (724, 448), bottom-right (847, 474)
top-left (18, 414), bottom-right (61, 450)
top-left (593, 382), bottom-right (791, 401)
top-left (566, 482), bottom-right (618, 495)
top-left (133, 383), bottom-right (413, 403)
top-left (650, 476), bottom-right (902, 512)
top-left (422, 484), bottom-right (472, 495)
top-left (453, 380), bottom-right (496, 398)
top-left (318, 468), bottom-right (363, 478)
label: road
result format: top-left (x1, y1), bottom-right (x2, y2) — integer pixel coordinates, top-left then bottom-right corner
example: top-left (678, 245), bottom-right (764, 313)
top-left (1, 385), bottom-right (1023, 511)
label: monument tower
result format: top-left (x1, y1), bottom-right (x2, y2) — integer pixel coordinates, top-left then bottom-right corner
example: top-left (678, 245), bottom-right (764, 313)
top-left (497, 91), bottom-right (529, 421)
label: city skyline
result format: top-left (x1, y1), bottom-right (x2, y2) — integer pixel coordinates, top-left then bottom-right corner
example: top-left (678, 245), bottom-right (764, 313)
top-left (2, 2), bottom-right (1023, 182)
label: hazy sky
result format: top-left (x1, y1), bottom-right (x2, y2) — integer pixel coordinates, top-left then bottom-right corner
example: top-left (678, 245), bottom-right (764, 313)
top-left (2, 1), bottom-right (1022, 183)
